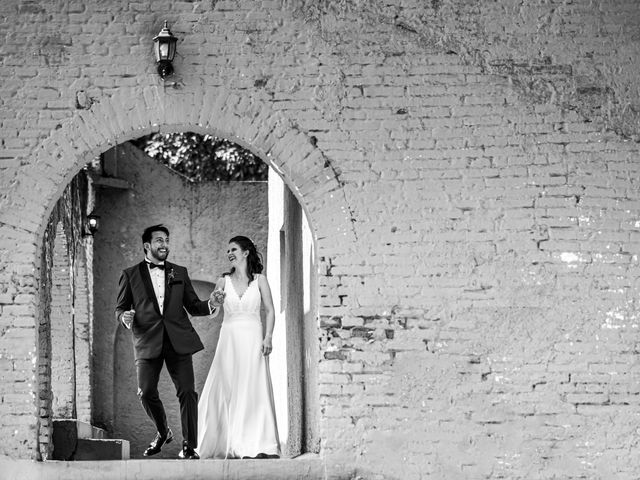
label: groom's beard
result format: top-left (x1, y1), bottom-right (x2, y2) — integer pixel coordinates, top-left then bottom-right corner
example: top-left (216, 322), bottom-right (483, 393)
top-left (148, 246), bottom-right (169, 262)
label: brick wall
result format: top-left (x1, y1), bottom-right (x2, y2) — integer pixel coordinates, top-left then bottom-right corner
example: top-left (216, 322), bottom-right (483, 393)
top-left (33, 174), bottom-right (89, 459)
top-left (36, 221), bottom-right (54, 461)
top-left (1, 1), bottom-right (640, 478)
top-left (50, 224), bottom-right (75, 419)
top-left (73, 249), bottom-right (92, 423)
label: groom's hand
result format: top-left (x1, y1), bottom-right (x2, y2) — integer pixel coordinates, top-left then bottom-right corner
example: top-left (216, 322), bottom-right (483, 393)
top-left (121, 309), bottom-right (135, 329)
top-left (209, 289), bottom-right (225, 308)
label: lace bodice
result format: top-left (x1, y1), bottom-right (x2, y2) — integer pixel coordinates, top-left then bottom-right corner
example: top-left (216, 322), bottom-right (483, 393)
top-left (223, 275), bottom-right (261, 321)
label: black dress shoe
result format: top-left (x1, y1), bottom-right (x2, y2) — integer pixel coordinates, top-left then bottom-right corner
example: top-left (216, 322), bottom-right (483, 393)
top-left (242, 453), bottom-right (280, 459)
top-left (255, 453), bottom-right (280, 459)
top-left (178, 441), bottom-right (200, 460)
top-left (143, 428), bottom-right (173, 457)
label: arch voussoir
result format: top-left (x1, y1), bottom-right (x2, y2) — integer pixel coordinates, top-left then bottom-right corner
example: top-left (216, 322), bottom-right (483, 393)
top-left (14, 86), bottom-right (357, 252)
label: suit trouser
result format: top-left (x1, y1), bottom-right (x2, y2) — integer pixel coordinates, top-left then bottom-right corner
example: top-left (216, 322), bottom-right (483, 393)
top-left (136, 331), bottom-right (198, 448)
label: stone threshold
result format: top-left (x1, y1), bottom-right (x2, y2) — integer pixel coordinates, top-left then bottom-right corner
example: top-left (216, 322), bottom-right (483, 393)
top-left (1, 454), bottom-right (354, 480)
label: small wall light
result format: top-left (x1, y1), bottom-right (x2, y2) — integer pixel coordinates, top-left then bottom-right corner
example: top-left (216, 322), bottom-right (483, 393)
top-left (153, 20), bottom-right (178, 79)
top-left (84, 213), bottom-right (100, 237)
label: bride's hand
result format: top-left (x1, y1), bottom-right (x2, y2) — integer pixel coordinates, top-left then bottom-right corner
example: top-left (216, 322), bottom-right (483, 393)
top-left (262, 335), bottom-right (273, 356)
top-left (210, 288), bottom-right (225, 307)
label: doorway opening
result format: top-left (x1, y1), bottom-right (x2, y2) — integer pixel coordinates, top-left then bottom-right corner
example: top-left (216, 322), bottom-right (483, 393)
top-left (37, 132), bottom-right (319, 460)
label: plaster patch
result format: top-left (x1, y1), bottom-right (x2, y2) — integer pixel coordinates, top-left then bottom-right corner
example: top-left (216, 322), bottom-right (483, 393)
top-left (558, 252), bottom-right (590, 268)
top-left (559, 252), bottom-right (579, 263)
top-left (601, 307), bottom-right (637, 329)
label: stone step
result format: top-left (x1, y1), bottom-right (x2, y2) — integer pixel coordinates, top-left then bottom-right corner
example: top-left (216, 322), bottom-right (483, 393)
top-left (1, 455), bottom-right (353, 480)
top-left (74, 438), bottom-right (130, 461)
top-left (53, 419), bottom-right (107, 440)
top-left (52, 419), bottom-right (121, 461)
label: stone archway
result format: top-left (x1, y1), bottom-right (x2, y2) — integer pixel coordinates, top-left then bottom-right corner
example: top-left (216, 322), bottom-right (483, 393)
top-left (21, 86), bottom-right (355, 247)
top-left (2, 85), bottom-right (354, 458)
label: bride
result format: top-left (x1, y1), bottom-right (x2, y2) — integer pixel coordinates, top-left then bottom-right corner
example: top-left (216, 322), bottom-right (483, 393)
top-left (197, 236), bottom-right (281, 459)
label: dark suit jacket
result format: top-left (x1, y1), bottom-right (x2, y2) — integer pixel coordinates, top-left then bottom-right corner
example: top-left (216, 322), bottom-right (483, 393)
top-left (115, 261), bottom-right (210, 360)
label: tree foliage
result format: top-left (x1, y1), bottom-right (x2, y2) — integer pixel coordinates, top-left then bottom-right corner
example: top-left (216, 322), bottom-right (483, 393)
top-left (132, 132), bottom-right (268, 182)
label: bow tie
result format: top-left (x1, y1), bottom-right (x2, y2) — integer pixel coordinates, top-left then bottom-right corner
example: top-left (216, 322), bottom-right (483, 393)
top-left (146, 262), bottom-right (165, 270)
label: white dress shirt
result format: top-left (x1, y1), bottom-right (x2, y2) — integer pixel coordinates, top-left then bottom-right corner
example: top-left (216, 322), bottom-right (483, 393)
top-left (146, 261), bottom-right (166, 314)
top-left (146, 259), bottom-right (217, 316)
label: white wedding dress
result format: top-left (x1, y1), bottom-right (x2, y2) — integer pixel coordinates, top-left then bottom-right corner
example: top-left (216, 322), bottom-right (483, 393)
top-left (197, 275), bottom-right (280, 459)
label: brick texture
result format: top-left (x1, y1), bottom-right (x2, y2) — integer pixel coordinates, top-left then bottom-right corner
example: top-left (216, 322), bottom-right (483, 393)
top-left (1, 1), bottom-right (640, 478)
top-left (31, 174), bottom-right (89, 460)
top-left (50, 225), bottom-right (75, 420)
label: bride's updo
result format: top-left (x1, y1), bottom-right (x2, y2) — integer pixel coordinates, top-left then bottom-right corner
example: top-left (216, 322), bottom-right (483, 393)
top-left (227, 235), bottom-right (263, 280)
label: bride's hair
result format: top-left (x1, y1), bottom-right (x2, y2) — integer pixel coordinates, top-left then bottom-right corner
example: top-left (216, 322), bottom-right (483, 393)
top-left (225, 236), bottom-right (263, 280)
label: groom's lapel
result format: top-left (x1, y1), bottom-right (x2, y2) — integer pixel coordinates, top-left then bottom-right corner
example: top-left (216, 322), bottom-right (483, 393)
top-left (138, 261), bottom-right (161, 315)
top-left (163, 262), bottom-right (172, 313)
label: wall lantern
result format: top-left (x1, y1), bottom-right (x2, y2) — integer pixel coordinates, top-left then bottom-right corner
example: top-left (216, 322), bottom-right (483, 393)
top-left (153, 20), bottom-right (178, 79)
top-left (83, 213), bottom-right (100, 237)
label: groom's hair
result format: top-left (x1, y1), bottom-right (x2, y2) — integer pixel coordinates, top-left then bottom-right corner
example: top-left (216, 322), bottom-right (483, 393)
top-left (142, 224), bottom-right (169, 253)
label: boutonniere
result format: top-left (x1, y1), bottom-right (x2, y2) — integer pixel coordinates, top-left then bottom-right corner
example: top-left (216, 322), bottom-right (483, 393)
top-left (168, 268), bottom-right (176, 283)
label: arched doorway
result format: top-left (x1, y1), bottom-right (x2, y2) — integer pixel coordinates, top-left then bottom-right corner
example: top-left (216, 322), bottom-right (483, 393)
top-left (39, 137), bottom-right (320, 459)
top-left (94, 137), bottom-right (318, 458)
top-left (22, 86), bottom-right (353, 460)
top-left (90, 138), bottom-right (281, 456)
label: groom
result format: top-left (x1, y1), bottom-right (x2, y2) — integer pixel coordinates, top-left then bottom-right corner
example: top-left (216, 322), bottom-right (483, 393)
top-left (115, 224), bottom-right (221, 459)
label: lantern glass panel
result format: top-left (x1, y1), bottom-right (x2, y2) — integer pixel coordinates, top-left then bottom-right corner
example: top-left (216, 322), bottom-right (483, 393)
top-left (159, 42), bottom-right (169, 60)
